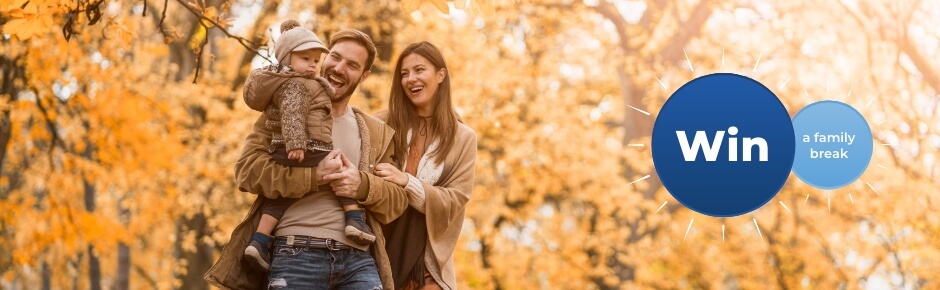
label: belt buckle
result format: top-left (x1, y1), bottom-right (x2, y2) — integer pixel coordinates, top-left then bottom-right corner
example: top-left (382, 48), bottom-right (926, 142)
top-left (326, 239), bottom-right (340, 251)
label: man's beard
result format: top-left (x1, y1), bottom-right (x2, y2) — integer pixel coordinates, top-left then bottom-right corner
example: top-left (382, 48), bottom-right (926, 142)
top-left (333, 76), bottom-right (360, 103)
top-left (323, 66), bottom-right (360, 103)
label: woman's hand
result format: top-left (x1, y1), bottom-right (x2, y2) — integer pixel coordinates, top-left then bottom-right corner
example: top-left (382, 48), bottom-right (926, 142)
top-left (374, 163), bottom-right (408, 187)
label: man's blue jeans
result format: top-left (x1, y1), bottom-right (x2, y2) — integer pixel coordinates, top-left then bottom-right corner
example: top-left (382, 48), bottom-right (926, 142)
top-left (268, 239), bottom-right (382, 289)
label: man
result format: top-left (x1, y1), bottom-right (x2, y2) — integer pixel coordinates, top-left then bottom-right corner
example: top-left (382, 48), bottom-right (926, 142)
top-left (205, 29), bottom-right (409, 290)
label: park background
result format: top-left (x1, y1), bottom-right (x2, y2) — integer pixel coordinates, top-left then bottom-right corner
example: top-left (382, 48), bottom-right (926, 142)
top-left (2, 0), bottom-right (939, 289)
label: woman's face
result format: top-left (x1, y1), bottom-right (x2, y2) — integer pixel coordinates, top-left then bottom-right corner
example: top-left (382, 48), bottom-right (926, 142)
top-left (400, 53), bottom-right (445, 114)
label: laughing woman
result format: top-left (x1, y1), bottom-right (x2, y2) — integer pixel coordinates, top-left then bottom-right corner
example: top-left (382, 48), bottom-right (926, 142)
top-left (373, 41), bottom-right (477, 290)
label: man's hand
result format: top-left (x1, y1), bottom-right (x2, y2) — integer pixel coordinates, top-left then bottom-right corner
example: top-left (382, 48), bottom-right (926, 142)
top-left (322, 153), bottom-right (361, 198)
top-left (316, 150), bottom-right (343, 185)
top-left (374, 163), bottom-right (408, 187)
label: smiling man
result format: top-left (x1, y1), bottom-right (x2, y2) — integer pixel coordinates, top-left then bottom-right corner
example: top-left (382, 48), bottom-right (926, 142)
top-left (205, 29), bottom-right (410, 290)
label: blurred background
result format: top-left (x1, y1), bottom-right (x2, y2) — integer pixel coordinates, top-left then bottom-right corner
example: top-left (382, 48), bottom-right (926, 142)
top-left (2, 0), bottom-right (939, 289)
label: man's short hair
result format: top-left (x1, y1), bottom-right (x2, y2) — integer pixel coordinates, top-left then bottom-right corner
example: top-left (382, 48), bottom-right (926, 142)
top-left (329, 29), bottom-right (377, 72)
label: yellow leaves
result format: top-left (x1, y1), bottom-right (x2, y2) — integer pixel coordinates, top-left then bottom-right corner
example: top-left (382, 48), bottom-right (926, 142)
top-left (179, 230), bottom-right (197, 253)
top-left (401, 0), bottom-right (422, 15)
top-left (0, 0), bottom-right (73, 40)
top-left (216, 15), bottom-right (238, 30)
top-left (401, 0), bottom-right (451, 15)
top-left (466, 0), bottom-right (496, 16)
top-left (103, 18), bottom-right (136, 43)
top-left (190, 25), bottom-right (207, 51)
top-left (429, 0), bottom-right (450, 14)
top-left (2, 9), bottom-right (54, 40)
top-left (203, 6), bottom-right (218, 23)
top-left (75, 211), bottom-right (134, 250)
top-left (0, 0), bottom-right (30, 11)
top-left (201, 6), bottom-right (232, 29)
top-left (182, 0), bottom-right (203, 12)
top-left (160, 25), bottom-right (184, 44)
top-left (192, 1), bottom-right (235, 29)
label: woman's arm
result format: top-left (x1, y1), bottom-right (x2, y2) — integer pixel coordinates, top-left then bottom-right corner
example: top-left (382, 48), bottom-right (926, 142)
top-left (375, 163), bottom-right (427, 212)
top-left (419, 134), bottom-right (476, 224)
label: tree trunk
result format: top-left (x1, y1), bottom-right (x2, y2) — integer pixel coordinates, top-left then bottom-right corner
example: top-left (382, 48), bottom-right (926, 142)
top-left (41, 261), bottom-right (51, 290)
top-left (177, 213), bottom-right (213, 290)
top-left (0, 54), bottom-right (24, 174)
top-left (88, 245), bottom-right (102, 290)
top-left (0, 108), bottom-right (10, 171)
top-left (594, 1), bottom-right (716, 288)
top-left (114, 243), bottom-right (130, 290)
top-left (167, 11), bottom-right (201, 82)
top-left (0, 23), bottom-right (13, 170)
top-left (83, 143), bottom-right (101, 290)
top-left (115, 194), bottom-right (131, 290)
top-left (617, 67), bottom-right (652, 144)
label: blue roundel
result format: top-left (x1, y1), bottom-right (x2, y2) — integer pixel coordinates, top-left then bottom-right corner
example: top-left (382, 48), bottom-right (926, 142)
top-left (651, 73), bottom-right (795, 217)
top-left (792, 101), bottom-right (873, 189)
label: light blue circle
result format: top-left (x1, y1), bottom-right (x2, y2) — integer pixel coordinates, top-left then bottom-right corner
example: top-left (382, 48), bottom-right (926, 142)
top-left (792, 101), bottom-right (873, 189)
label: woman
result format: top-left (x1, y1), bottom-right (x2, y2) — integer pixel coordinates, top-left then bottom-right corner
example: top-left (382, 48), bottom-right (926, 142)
top-left (374, 41), bottom-right (477, 290)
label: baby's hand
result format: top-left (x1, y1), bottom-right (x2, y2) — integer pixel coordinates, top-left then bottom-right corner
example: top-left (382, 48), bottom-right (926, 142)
top-left (288, 149), bottom-right (305, 162)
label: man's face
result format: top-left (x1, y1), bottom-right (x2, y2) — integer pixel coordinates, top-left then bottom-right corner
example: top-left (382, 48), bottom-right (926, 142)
top-left (322, 40), bottom-right (371, 102)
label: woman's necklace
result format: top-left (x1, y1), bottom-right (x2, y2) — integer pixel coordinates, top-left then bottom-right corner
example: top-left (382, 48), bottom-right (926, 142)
top-left (407, 117), bottom-right (432, 174)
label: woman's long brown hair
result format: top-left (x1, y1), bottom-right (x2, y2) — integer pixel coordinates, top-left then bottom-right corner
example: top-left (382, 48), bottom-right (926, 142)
top-left (387, 41), bottom-right (458, 166)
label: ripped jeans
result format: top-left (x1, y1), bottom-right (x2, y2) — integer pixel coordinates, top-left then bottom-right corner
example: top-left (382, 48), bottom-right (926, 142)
top-left (268, 239), bottom-right (382, 290)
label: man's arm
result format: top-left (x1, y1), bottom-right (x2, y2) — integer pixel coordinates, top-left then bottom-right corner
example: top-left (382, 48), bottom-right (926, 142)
top-left (235, 115), bottom-right (335, 199)
top-left (356, 159), bottom-right (410, 224)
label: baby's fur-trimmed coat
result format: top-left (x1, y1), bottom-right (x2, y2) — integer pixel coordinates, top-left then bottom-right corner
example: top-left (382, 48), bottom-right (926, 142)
top-left (242, 65), bottom-right (334, 153)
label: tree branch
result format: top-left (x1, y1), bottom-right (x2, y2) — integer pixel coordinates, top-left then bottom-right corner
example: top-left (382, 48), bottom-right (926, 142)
top-left (171, 0), bottom-right (269, 63)
top-left (144, 0), bottom-right (270, 83)
top-left (592, 0), bottom-right (631, 56)
top-left (32, 94), bottom-right (67, 169)
top-left (853, 1), bottom-right (938, 94)
top-left (192, 23), bottom-right (210, 84)
top-left (159, 0), bottom-right (169, 38)
top-left (659, 0), bottom-right (713, 64)
top-left (896, 32), bottom-right (940, 94)
top-left (878, 224), bottom-right (909, 287)
top-left (133, 264), bottom-right (159, 288)
top-left (230, 1), bottom-right (279, 91)
top-left (806, 221), bottom-right (852, 284)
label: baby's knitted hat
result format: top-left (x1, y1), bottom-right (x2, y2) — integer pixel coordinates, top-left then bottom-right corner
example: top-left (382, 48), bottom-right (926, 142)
top-left (274, 20), bottom-right (328, 65)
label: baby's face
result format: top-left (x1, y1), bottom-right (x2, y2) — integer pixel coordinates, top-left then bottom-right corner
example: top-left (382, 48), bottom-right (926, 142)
top-left (289, 50), bottom-right (323, 74)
